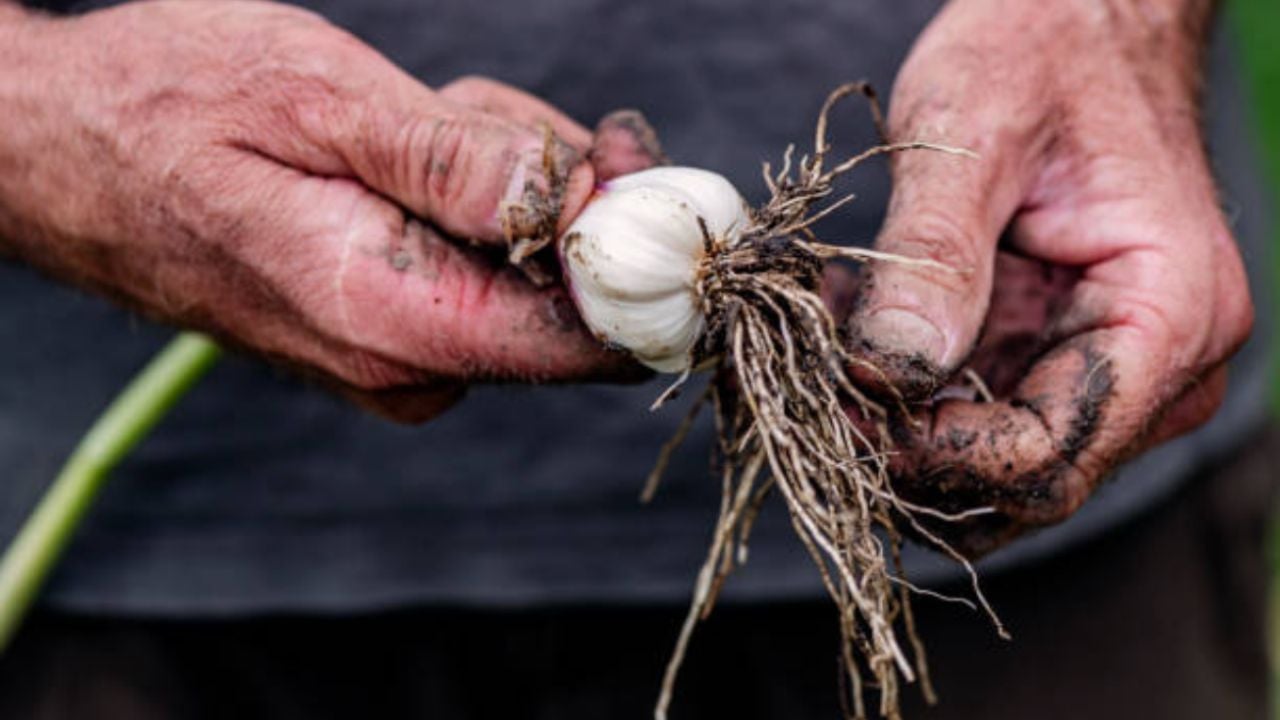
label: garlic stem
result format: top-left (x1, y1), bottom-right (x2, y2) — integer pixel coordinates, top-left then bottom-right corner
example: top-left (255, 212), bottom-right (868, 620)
top-left (0, 333), bottom-right (220, 652)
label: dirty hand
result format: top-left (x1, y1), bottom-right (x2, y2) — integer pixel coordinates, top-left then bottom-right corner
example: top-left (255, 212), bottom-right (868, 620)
top-left (0, 0), bottom-right (658, 422)
top-left (843, 0), bottom-right (1252, 555)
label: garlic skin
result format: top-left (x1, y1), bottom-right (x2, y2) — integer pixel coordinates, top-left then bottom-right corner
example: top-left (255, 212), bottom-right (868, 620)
top-left (560, 167), bottom-right (751, 373)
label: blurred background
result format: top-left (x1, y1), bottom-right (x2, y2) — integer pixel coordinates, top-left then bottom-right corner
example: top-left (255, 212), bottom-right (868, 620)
top-left (1233, 0), bottom-right (1279, 405)
top-left (1230, 0), bottom-right (1280, 713)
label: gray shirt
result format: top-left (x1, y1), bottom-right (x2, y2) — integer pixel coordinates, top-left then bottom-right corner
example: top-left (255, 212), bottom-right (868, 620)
top-left (2, 0), bottom-right (1272, 613)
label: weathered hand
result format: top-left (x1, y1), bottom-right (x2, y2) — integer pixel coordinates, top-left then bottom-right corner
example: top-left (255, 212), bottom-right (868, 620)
top-left (0, 1), bottom-right (651, 422)
top-left (843, 0), bottom-right (1252, 555)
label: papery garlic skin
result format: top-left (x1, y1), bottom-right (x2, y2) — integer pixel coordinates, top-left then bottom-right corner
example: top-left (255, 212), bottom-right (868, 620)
top-left (561, 167), bottom-right (751, 374)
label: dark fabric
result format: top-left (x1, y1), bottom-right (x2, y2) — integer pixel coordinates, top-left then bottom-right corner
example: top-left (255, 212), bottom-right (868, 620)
top-left (0, 0), bottom-right (1272, 612)
top-left (1, 423), bottom-right (1274, 720)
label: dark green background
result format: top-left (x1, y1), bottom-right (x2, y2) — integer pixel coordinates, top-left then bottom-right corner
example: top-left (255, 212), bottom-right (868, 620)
top-left (1230, 0), bottom-right (1280, 709)
top-left (1231, 0), bottom-right (1279, 408)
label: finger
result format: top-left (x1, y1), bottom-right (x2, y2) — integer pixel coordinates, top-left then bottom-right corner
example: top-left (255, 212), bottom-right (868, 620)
top-left (214, 150), bottom-right (645, 387)
top-left (286, 352), bottom-right (468, 424)
top-left (892, 331), bottom-right (1130, 547)
top-left (246, 56), bottom-right (592, 246)
top-left (896, 325), bottom-right (1228, 558)
top-left (845, 53), bottom-right (1047, 398)
top-left (1141, 363), bottom-right (1228, 449)
top-left (337, 381), bottom-right (468, 424)
top-left (554, 109), bottom-right (668, 228)
top-left (433, 78), bottom-right (601, 234)
top-left (589, 109), bottom-right (668, 181)
top-left (436, 79), bottom-right (641, 232)
top-left (350, 94), bottom-right (593, 246)
top-left (437, 75), bottom-right (593, 152)
top-left (890, 255), bottom-right (1193, 534)
top-left (334, 215), bottom-right (647, 382)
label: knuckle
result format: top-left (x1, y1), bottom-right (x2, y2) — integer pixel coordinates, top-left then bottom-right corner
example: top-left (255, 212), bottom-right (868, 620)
top-left (1205, 226), bottom-right (1255, 354)
top-left (251, 17), bottom-right (367, 78)
top-left (1167, 371), bottom-right (1228, 437)
top-left (236, 29), bottom-right (381, 140)
top-left (441, 75), bottom-right (498, 102)
top-left (1191, 379), bottom-right (1228, 423)
top-left (1221, 279), bottom-right (1255, 351)
top-left (886, 209), bottom-right (985, 280)
top-left (1115, 296), bottom-right (1178, 358)
top-left (418, 115), bottom-right (470, 216)
top-left (270, 16), bottom-right (371, 66)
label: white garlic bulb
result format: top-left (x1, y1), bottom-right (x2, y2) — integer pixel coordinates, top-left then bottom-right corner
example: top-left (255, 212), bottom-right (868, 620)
top-left (560, 167), bottom-right (751, 373)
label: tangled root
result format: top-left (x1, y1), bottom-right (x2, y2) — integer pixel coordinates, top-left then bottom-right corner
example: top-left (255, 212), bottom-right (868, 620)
top-left (646, 83), bottom-right (1004, 720)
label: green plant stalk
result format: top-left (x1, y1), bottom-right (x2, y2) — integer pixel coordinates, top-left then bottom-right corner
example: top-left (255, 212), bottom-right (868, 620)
top-left (0, 332), bottom-right (220, 652)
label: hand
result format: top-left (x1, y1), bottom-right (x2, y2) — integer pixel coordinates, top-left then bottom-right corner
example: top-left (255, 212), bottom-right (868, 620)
top-left (842, 0), bottom-right (1252, 555)
top-left (0, 1), bottom-right (656, 422)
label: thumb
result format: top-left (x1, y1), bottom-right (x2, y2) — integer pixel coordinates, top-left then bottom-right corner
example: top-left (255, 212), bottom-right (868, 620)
top-left (846, 110), bottom-right (1030, 398)
top-left (271, 67), bottom-right (591, 246)
top-left (352, 95), bottom-right (592, 245)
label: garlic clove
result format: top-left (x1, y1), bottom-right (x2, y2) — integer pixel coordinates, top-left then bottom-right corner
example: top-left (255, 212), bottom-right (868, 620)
top-left (573, 189), bottom-right (702, 301)
top-left (560, 167), bottom-right (750, 373)
top-left (573, 291), bottom-right (704, 374)
top-left (608, 168), bottom-right (751, 246)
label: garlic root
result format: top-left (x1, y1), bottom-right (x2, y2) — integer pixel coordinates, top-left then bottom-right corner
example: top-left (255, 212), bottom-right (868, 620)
top-left (558, 83), bottom-right (1004, 720)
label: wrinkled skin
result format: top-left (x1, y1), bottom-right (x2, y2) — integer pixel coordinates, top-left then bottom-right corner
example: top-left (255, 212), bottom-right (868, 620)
top-left (0, 0), bottom-right (660, 422)
top-left (841, 0), bottom-right (1252, 555)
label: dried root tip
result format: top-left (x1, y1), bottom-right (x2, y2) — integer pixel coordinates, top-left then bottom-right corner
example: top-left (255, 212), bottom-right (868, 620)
top-left (502, 123), bottom-right (572, 287)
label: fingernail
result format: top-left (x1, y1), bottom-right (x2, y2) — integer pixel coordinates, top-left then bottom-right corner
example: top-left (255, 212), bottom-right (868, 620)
top-left (858, 308), bottom-right (947, 366)
top-left (557, 163), bottom-right (597, 234)
top-left (499, 147), bottom-right (547, 240)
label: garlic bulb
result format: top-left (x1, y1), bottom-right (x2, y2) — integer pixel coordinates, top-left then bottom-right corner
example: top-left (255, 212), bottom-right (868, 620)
top-left (560, 167), bottom-right (751, 373)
